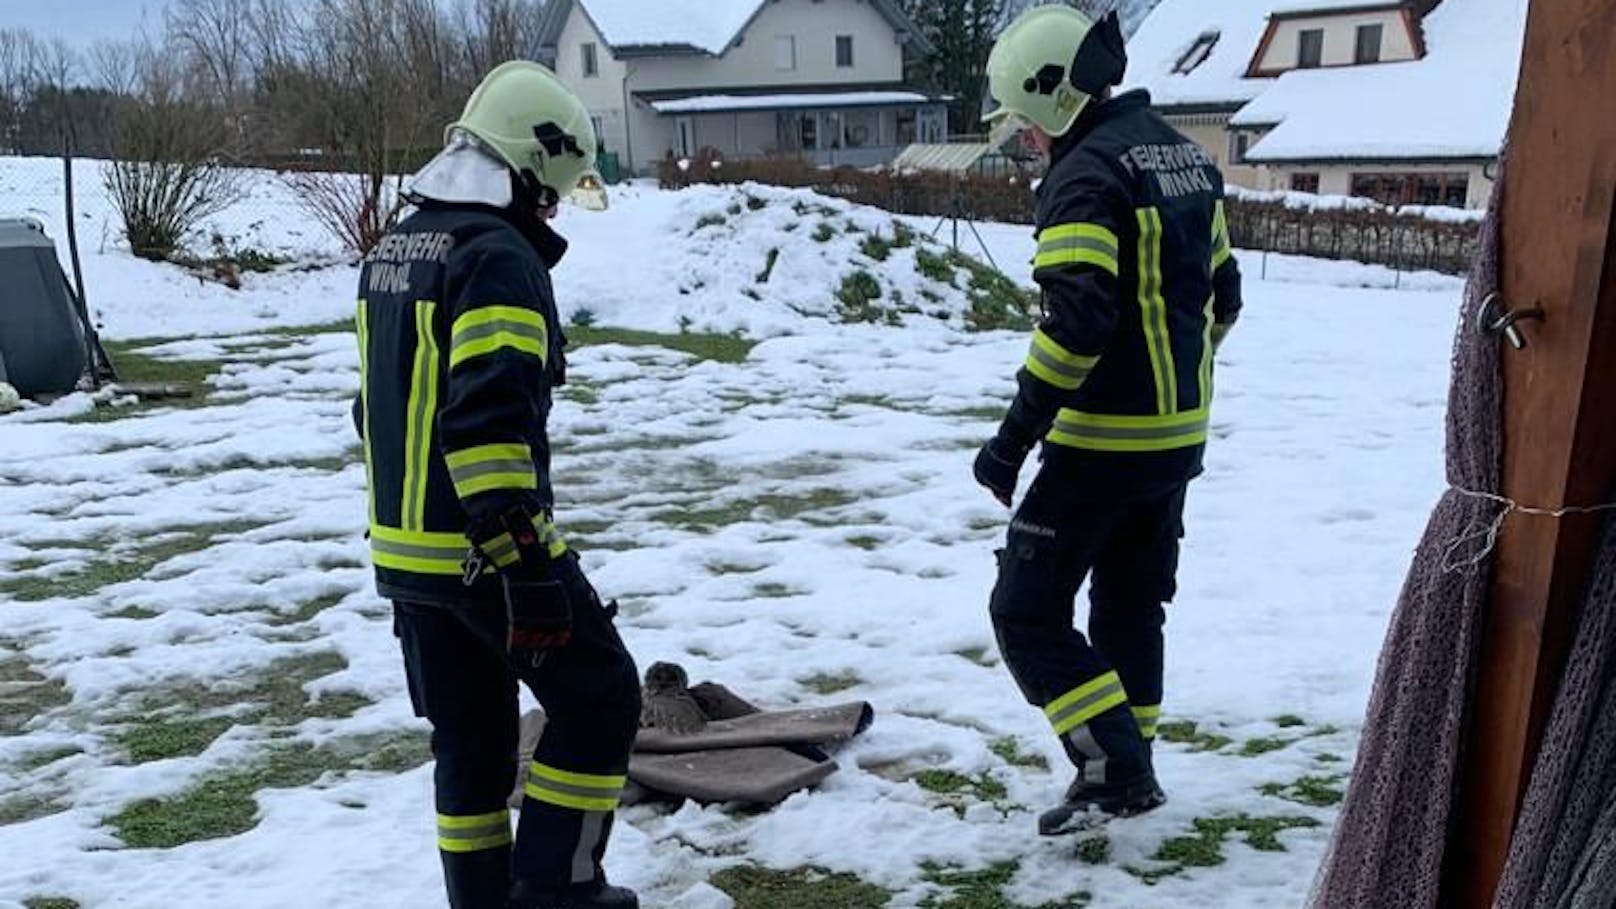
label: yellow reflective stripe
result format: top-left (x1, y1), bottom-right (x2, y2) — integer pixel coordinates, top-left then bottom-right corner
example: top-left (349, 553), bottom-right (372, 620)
top-left (1045, 671), bottom-right (1128, 736)
top-left (1132, 704), bottom-right (1162, 739)
top-left (402, 301), bottom-right (441, 531)
top-left (1035, 222), bottom-right (1120, 275)
top-left (370, 524), bottom-right (468, 576)
top-left (1198, 295), bottom-right (1215, 409)
top-left (449, 305), bottom-right (548, 370)
top-left (1045, 407), bottom-right (1210, 453)
top-left (1025, 328), bottom-right (1099, 391)
top-left (537, 518), bottom-right (569, 560)
top-left (482, 532), bottom-right (521, 568)
top-left (436, 809), bottom-right (511, 853)
top-left (356, 299), bottom-right (375, 526)
top-left (1212, 200), bottom-right (1233, 269)
top-left (445, 442), bottom-right (537, 500)
top-left (1136, 207), bottom-right (1176, 415)
top-left (524, 761), bottom-right (625, 812)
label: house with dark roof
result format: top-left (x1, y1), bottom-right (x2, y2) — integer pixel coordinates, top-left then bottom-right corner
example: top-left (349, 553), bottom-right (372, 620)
top-left (536, 0), bottom-right (946, 174)
top-left (1126, 0), bottom-right (1526, 208)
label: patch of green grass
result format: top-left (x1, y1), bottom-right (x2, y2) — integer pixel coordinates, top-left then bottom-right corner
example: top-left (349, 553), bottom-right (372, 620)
top-left (268, 592), bottom-right (348, 627)
top-left (117, 717), bottom-right (235, 763)
top-left (860, 234), bottom-right (892, 262)
top-left (812, 222), bottom-right (838, 243)
top-left (800, 671), bottom-right (861, 695)
top-left (0, 791), bottom-right (66, 826)
top-left (1074, 835), bottom-right (1111, 865)
top-left (695, 212), bottom-right (728, 229)
top-left (989, 736), bottom-right (1048, 771)
top-left (567, 326), bottom-right (755, 364)
top-left (843, 220), bottom-right (863, 235)
top-left (23, 898), bottom-right (81, 909)
top-left (103, 341), bottom-right (224, 387)
top-left (108, 605), bottom-right (160, 620)
top-left (653, 488), bottom-right (856, 532)
top-left (921, 862), bottom-right (1089, 909)
top-left (837, 270), bottom-right (887, 324)
top-left (1258, 774), bottom-right (1346, 807)
top-left (1315, 752), bottom-right (1344, 764)
top-left (751, 582), bottom-right (804, 599)
top-left (956, 647), bottom-right (996, 668)
top-left (20, 745), bottom-right (82, 771)
top-left (845, 534), bottom-right (884, 551)
top-left (1238, 737), bottom-right (1291, 757)
top-left (915, 247), bottom-right (957, 285)
top-left (1157, 720), bottom-right (1233, 753)
top-left (952, 251), bottom-right (1037, 333)
top-left (913, 769), bottom-right (1008, 806)
top-left (891, 221), bottom-right (916, 248)
top-left (0, 520), bottom-right (263, 602)
top-left (1148, 813), bottom-right (1322, 875)
top-left (108, 730), bottom-right (430, 848)
top-left (0, 658), bottom-right (71, 736)
top-left (1272, 714), bottom-right (1306, 728)
top-left (710, 865), bottom-right (892, 909)
top-left (745, 194), bottom-right (768, 211)
top-left (128, 650), bottom-right (368, 734)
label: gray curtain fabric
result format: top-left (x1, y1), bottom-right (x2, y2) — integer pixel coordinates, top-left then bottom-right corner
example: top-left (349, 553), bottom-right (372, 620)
top-left (1309, 169), bottom-right (1506, 908)
top-left (1496, 514), bottom-right (1616, 909)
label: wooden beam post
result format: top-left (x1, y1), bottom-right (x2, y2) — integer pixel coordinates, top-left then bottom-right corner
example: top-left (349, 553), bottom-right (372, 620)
top-left (1444, 0), bottom-right (1616, 905)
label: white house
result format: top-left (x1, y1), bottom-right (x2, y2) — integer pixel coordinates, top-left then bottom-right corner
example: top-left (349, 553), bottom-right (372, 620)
top-left (1125, 0), bottom-right (1529, 208)
top-left (536, 0), bottom-right (949, 174)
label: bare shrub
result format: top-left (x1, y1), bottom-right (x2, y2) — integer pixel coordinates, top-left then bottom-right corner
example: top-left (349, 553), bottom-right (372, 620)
top-left (283, 169), bottom-right (401, 258)
top-left (103, 50), bottom-right (244, 261)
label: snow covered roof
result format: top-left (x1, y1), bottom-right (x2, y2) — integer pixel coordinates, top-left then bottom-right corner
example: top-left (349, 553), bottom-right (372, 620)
top-left (537, 0), bottom-right (931, 58)
top-left (651, 91), bottom-right (934, 115)
top-left (1233, 0), bottom-right (1528, 162)
top-left (1122, 0), bottom-right (1281, 110)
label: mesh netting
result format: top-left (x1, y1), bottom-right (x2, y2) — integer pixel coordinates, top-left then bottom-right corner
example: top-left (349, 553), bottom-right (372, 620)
top-left (1307, 170), bottom-right (1506, 908)
top-left (1496, 512), bottom-right (1616, 909)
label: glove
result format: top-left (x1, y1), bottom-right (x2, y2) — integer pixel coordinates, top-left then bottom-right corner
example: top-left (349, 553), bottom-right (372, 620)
top-left (974, 436), bottom-right (1030, 507)
top-left (466, 504), bottom-right (572, 664)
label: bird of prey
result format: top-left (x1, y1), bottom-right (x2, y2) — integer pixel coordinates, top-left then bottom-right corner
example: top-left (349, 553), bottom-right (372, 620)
top-left (639, 661), bottom-right (708, 735)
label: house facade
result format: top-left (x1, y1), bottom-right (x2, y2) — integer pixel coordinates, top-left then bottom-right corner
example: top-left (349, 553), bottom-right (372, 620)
top-left (1125, 0), bottom-right (1526, 208)
top-left (537, 0), bottom-right (948, 174)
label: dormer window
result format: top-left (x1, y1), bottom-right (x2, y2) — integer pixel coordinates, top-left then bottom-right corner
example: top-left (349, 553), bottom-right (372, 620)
top-left (1355, 24), bottom-right (1384, 64)
top-left (1298, 29), bottom-right (1324, 68)
top-left (1174, 31), bottom-right (1220, 75)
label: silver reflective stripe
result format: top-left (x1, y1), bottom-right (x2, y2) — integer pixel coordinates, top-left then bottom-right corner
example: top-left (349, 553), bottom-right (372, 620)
top-left (1039, 235), bottom-right (1118, 258)
top-left (1028, 344), bottom-right (1093, 385)
top-left (453, 319), bottom-right (547, 348)
top-left (438, 822), bottom-right (509, 842)
top-left (448, 458), bottom-right (535, 485)
top-left (1050, 415), bottom-right (1209, 442)
top-left (571, 811), bottom-right (608, 884)
top-left (371, 537), bottom-right (466, 561)
top-left (1068, 726), bottom-right (1110, 785)
top-left (1048, 678), bottom-right (1126, 732)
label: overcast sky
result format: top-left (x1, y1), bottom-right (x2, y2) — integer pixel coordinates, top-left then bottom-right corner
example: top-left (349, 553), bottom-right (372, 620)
top-left (4, 0), bottom-right (168, 45)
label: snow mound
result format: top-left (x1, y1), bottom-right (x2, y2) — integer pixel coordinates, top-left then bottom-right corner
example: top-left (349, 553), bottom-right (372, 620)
top-left (551, 182), bottom-right (1036, 338)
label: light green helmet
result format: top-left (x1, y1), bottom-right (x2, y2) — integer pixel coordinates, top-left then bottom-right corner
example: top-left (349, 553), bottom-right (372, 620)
top-left (984, 6), bottom-right (1128, 146)
top-left (450, 60), bottom-right (606, 209)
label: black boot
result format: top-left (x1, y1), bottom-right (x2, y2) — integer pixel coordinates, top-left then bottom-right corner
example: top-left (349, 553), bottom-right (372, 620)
top-left (509, 880), bottom-right (640, 909)
top-left (1038, 771), bottom-right (1166, 836)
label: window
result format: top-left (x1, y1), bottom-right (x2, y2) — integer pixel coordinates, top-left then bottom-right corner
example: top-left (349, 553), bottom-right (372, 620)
top-left (896, 109), bottom-right (917, 145)
top-left (676, 117), bottom-right (694, 157)
top-left (1350, 172), bottom-right (1471, 207)
top-left (1230, 131), bottom-right (1251, 165)
top-left (1291, 172), bottom-right (1320, 194)
top-left (581, 42), bottom-right (599, 78)
top-left (1355, 24), bottom-right (1383, 64)
top-left (800, 113), bottom-right (818, 150)
top-left (774, 35), bottom-right (797, 71)
top-left (836, 35), bottom-right (854, 68)
top-left (1173, 31), bottom-right (1220, 74)
top-left (1298, 29), bottom-right (1324, 68)
top-left (825, 111), bottom-right (844, 149)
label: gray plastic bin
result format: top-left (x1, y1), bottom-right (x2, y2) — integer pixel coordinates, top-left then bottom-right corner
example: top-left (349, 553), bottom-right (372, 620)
top-left (0, 218), bottom-right (86, 397)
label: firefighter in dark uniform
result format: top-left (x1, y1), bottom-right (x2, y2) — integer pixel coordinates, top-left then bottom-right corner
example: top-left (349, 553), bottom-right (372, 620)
top-left (973, 7), bottom-right (1244, 835)
top-left (354, 62), bottom-right (640, 908)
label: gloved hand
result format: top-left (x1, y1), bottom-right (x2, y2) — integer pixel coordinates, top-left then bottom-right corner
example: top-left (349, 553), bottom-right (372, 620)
top-left (974, 436), bottom-right (1030, 507)
top-left (466, 505), bottom-right (572, 665)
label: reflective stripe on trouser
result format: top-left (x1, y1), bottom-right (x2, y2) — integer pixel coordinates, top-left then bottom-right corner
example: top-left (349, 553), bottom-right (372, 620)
top-left (1132, 704), bottom-right (1162, 741)
top-left (438, 809), bottom-right (512, 853)
top-left (523, 762), bottom-right (625, 884)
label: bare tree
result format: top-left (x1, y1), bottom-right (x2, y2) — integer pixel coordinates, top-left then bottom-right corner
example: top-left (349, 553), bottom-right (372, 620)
top-left (459, 0), bottom-right (545, 74)
top-left (0, 28), bottom-right (39, 151)
top-left (87, 39), bottom-right (140, 96)
top-left (31, 38), bottom-right (78, 93)
top-left (103, 44), bottom-right (245, 260)
top-left (167, 0), bottom-right (255, 143)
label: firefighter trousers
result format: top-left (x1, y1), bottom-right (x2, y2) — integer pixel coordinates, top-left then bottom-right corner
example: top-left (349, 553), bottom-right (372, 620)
top-left (989, 473), bottom-right (1187, 787)
top-left (395, 554), bottom-right (641, 909)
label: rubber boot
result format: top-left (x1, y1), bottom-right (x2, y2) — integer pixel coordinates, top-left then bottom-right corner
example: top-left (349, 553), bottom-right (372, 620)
top-left (508, 880), bottom-right (640, 909)
top-left (1038, 770), bottom-right (1167, 836)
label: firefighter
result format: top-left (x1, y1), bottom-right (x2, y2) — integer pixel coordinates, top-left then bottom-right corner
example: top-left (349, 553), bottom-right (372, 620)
top-left (354, 62), bottom-right (640, 908)
top-left (972, 6), bottom-right (1243, 835)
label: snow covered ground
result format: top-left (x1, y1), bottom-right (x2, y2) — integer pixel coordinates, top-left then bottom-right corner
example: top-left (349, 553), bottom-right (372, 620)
top-left (0, 166), bottom-right (1461, 908)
